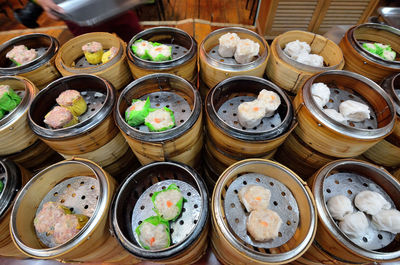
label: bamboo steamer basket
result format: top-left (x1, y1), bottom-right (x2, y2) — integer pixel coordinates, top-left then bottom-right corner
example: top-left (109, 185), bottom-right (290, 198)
top-left (10, 158), bottom-right (139, 263)
top-left (0, 158), bottom-right (30, 258)
top-left (363, 73), bottom-right (400, 167)
top-left (294, 70), bottom-right (395, 158)
top-left (339, 23), bottom-right (400, 84)
top-left (115, 73), bottom-right (203, 168)
top-left (307, 159), bottom-right (400, 263)
top-left (392, 168), bottom-right (400, 181)
top-left (127, 27), bottom-right (198, 84)
top-left (274, 131), bottom-right (336, 180)
top-left (211, 159), bottom-right (317, 264)
top-left (28, 74), bottom-right (137, 177)
top-left (199, 27), bottom-right (269, 89)
top-left (266, 30), bottom-right (344, 94)
top-left (55, 32), bottom-right (132, 90)
top-left (0, 33), bottom-right (60, 90)
top-left (111, 161), bottom-right (209, 264)
top-left (205, 76), bottom-right (296, 176)
top-left (0, 76), bottom-right (61, 171)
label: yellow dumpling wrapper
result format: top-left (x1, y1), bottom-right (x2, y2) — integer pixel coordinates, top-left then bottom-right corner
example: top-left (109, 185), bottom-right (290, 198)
top-left (73, 214), bottom-right (89, 229)
top-left (62, 96), bottom-right (87, 117)
top-left (84, 50), bottom-right (103, 65)
top-left (63, 115), bottom-right (79, 128)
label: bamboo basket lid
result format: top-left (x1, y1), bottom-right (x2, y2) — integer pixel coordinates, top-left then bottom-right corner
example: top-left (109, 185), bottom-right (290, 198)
top-left (310, 159), bottom-right (400, 262)
top-left (28, 74), bottom-right (115, 140)
top-left (298, 70), bottom-right (395, 140)
top-left (212, 159), bottom-right (317, 264)
top-left (0, 33), bottom-right (59, 75)
top-left (111, 161), bottom-right (209, 261)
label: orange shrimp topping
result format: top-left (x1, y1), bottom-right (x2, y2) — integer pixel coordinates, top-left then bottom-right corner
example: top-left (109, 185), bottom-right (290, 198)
top-left (260, 221), bottom-right (269, 227)
top-left (154, 118), bottom-right (162, 123)
top-left (253, 107), bottom-right (259, 111)
top-left (155, 47), bottom-right (163, 52)
top-left (150, 237), bottom-right (155, 246)
top-left (255, 196), bottom-right (262, 201)
top-left (166, 200), bottom-right (173, 208)
top-left (130, 105), bottom-right (136, 111)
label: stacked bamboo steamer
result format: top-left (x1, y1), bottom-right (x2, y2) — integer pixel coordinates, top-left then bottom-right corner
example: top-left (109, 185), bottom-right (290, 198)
top-left (362, 73), bottom-right (400, 168)
top-left (127, 27), bottom-right (198, 85)
top-left (204, 76), bottom-right (296, 184)
top-left (302, 159), bottom-right (400, 264)
top-left (339, 23), bottom-right (400, 84)
top-left (0, 158), bottom-right (30, 258)
top-left (55, 32), bottom-right (132, 91)
top-left (211, 159), bottom-right (317, 264)
top-left (115, 73), bottom-right (203, 168)
top-left (275, 70), bottom-right (396, 179)
top-left (111, 161), bottom-right (209, 264)
top-left (199, 27), bottom-right (269, 99)
top-left (0, 33), bottom-right (61, 90)
top-left (10, 158), bottom-right (139, 264)
top-left (0, 76), bottom-right (61, 171)
top-left (266, 30), bottom-right (344, 95)
top-left (28, 74), bottom-right (138, 180)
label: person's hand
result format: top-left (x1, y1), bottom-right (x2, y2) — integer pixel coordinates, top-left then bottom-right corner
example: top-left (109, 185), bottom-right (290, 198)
top-left (35, 0), bottom-right (64, 20)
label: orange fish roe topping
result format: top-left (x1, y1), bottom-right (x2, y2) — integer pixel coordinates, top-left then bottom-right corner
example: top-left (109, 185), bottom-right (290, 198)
top-left (253, 107), bottom-right (259, 111)
top-left (260, 221), bottom-right (269, 227)
top-left (255, 196), bottom-right (262, 201)
top-left (154, 118), bottom-right (162, 123)
top-left (166, 201), bottom-right (173, 208)
top-left (155, 47), bottom-right (163, 52)
top-left (150, 237), bottom-right (155, 246)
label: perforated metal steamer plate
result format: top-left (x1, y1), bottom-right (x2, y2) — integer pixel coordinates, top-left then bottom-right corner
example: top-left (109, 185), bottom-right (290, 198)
top-left (134, 91), bottom-right (191, 132)
top-left (35, 176), bottom-right (100, 248)
top-left (218, 96), bottom-right (282, 132)
top-left (208, 45), bottom-right (259, 65)
top-left (224, 174), bottom-right (299, 248)
top-left (323, 172), bottom-right (396, 250)
top-left (131, 180), bottom-right (201, 246)
top-left (8, 47), bottom-right (48, 68)
top-left (322, 85), bottom-right (378, 129)
top-left (395, 89), bottom-right (400, 115)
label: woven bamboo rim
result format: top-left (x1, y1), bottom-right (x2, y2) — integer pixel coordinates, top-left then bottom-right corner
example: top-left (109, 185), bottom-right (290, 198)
top-left (55, 32), bottom-right (132, 90)
top-left (267, 30), bottom-right (344, 94)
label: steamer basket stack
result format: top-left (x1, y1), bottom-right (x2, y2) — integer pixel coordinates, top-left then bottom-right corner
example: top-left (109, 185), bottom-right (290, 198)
top-left (204, 76), bottom-right (296, 186)
top-left (266, 30), bottom-right (344, 95)
top-left (28, 75), bottom-right (138, 180)
top-left (199, 27), bottom-right (269, 99)
top-left (0, 76), bottom-right (62, 171)
top-left (300, 160), bottom-right (400, 264)
top-left (275, 70), bottom-right (396, 179)
top-left (0, 33), bottom-right (61, 90)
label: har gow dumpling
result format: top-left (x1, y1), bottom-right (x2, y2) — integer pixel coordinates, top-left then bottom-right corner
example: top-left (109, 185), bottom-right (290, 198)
top-left (354, 190), bottom-right (391, 215)
top-left (339, 100), bottom-right (370, 122)
top-left (323, 109), bottom-right (347, 124)
top-left (327, 195), bottom-right (353, 221)
top-left (311, 82), bottom-right (330, 109)
top-left (339, 211), bottom-right (369, 238)
top-left (283, 40), bottom-right (311, 60)
top-left (247, 209), bottom-right (282, 241)
top-left (371, 209), bottom-right (400, 234)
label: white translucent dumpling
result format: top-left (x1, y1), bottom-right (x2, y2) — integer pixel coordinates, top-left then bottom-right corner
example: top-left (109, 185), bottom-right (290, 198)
top-left (372, 209), bottom-right (400, 234)
top-left (237, 100), bottom-right (266, 129)
top-left (339, 211), bottom-right (369, 238)
top-left (354, 190), bottom-right (391, 216)
top-left (238, 185), bottom-right (271, 212)
top-left (339, 100), bottom-right (370, 122)
top-left (323, 109), bottom-right (347, 124)
top-left (283, 40), bottom-right (311, 60)
top-left (247, 209), bottom-right (282, 241)
top-left (296, 53), bottom-right (324, 67)
top-left (218, 32), bottom-right (240, 58)
top-left (327, 195), bottom-right (354, 221)
top-left (311, 82), bottom-right (330, 109)
top-left (257, 89), bottom-right (281, 117)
